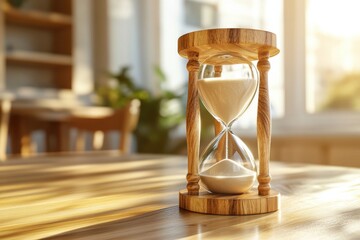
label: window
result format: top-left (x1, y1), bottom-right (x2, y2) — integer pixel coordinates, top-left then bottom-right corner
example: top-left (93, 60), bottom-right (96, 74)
top-left (159, 0), bottom-right (360, 135)
top-left (306, 0), bottom-right (360, 113)
top-left (159, 0), bottom-right (283, 133)
top-left (279, 0), bottom-right (360, 134)
top-left (181, 0), bottom-right (284, 120)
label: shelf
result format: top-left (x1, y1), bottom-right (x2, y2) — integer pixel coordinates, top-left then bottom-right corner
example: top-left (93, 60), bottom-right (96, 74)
top-left (2, 4), bottom-right (72, 29)
top-left (6, 50), bottom-right (72, 67)
top-left (2, 0), bottom-right (74, 91)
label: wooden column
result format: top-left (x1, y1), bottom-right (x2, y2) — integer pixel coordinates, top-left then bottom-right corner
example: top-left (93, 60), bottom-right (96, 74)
top-left (186, 52), bottom-right (200, 195)
top-left (213, 65), bottom-right (223, 136)
top-left (257, 50), bottom-right (272, 196)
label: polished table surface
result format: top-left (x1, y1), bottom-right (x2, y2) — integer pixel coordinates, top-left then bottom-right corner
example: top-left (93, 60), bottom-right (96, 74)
top-left (1, 152), bottom-right (360, 239)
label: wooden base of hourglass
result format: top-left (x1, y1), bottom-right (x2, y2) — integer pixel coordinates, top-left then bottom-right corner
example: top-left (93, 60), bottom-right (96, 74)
top-left (179, 189), bottom-right (280, 215)
top-left (178, 28), bottom-right (281, 215)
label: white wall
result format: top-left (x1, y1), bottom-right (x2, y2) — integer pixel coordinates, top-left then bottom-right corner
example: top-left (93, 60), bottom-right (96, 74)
top-left (159, 0), bottom-right (186, 91)
top-left (73, 0), bottom-right (94, 94)
top-left (96, 0), bottom-right (161, 93)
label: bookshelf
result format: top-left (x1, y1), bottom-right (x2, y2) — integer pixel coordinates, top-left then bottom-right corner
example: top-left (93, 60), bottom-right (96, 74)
top-left (0, 0), bottom-right (73, 90)
top-left (3, 5), bottom-right (72, 28)
top-left (6, 50), bottom-right (72, 67)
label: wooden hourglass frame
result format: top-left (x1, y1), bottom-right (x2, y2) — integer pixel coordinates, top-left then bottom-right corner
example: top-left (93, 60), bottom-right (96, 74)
top-left (178, 28), bottom-right (280, 215)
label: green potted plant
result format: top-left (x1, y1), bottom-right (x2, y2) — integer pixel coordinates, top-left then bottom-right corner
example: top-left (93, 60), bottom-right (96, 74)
top-left (97, 66), bottom-right (186, 153)
top-left (96, 67), bottom-right (148, 109)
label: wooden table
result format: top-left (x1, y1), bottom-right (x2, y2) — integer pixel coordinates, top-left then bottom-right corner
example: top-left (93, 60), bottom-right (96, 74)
top-left (1, 153), bottom-right (359, 239)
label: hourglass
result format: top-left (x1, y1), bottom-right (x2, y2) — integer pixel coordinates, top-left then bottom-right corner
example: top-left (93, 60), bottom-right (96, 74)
top-left (178, 28), bottom-right (280, 215)
top-left (198, 55), bottom-right (258, 195)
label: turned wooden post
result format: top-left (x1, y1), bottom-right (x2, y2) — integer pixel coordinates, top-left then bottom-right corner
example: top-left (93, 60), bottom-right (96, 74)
top-left (214, 65), bottom-right (223, 135)
top-left (214, 65), bottom-right (222, 77)
top-left (257, 50), bottom-right (272, 196)
top-left (186, 51), bottom-right (201, 195)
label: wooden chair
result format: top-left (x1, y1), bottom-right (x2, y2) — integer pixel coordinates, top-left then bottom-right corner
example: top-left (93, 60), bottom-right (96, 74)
top-left (8, 89), bottom-right (84, 155)
top-left (67, 99), bottom-right (141, 153)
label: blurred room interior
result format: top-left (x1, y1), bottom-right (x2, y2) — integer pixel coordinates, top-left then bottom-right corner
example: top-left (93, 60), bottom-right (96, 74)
top-left (0, 0), bottom-right (359, 167)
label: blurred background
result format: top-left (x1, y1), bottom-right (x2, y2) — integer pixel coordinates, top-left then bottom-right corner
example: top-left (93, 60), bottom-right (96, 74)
top-left (0, 0), bottom-right (359, 167)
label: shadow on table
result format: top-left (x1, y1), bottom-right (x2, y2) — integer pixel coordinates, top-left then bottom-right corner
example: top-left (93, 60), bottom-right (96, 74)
top-left (48, 205), bottom-right (276, 239)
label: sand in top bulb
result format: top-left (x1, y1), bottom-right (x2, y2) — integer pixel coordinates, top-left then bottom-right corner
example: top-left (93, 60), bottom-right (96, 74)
top-left (199, 159), bottom-right (256, 194)
top-left (197, 78), bottom-right (257, 125)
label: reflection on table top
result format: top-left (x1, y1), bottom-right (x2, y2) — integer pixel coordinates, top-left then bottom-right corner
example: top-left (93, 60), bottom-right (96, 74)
top-left (0, 152), bottom-right (359, 239)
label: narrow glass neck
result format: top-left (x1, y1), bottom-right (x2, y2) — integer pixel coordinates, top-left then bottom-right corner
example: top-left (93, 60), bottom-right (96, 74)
top-left (220, 120), bottom-right (235, 131)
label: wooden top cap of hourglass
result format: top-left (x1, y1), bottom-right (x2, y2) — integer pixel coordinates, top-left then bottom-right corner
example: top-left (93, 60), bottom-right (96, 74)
top-left (178, 28), bottom-right (279, 63)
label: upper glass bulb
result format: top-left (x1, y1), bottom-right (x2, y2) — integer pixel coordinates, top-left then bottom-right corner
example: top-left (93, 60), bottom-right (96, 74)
top-left (198, 54), bottom-right (259, 127)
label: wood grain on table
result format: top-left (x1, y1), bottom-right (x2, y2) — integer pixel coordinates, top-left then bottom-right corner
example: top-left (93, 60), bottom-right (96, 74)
top-left (0, 152), bottom-right (359, 239)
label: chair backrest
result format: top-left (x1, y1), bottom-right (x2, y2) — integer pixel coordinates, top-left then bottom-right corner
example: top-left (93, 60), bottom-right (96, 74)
top-left (68, 99), bottom-right (141, 153)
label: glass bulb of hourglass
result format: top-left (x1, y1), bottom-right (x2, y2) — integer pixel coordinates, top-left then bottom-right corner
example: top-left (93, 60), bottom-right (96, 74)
top-left (198, 54), bottom-right (259, 194)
